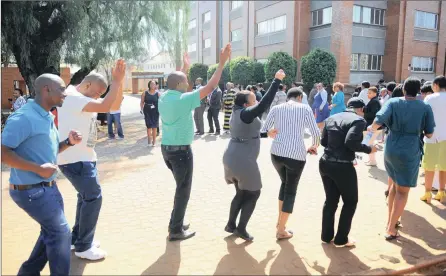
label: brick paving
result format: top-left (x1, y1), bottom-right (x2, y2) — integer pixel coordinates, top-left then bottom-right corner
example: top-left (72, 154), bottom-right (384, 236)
top-left (2, 95), bottom-right (445, 275)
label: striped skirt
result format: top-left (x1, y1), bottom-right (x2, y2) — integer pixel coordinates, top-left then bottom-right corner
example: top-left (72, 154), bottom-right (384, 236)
top-left (223, 108), bottom-right (232, 130)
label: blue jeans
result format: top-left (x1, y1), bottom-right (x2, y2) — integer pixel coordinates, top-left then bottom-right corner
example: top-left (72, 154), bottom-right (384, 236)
top-left (59, 162), bottom-right (102, 252)
top-left (161, 146), bottom-right (193, 233)
top-left (10, 184), bottom-right (71, 276)
top-left (107, 113), bottom-right (124, 138)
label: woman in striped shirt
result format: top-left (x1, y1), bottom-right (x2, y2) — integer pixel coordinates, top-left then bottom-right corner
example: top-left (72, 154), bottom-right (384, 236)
top-left (261, 87), bottom-right (320, 240)
top-left (223, 82), bottom-right (236, 133)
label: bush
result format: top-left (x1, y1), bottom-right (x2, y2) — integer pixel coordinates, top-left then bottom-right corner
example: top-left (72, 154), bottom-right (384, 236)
top-left (253, 61), bottom-right (265, 83)
top-left (300, 48), bottom-right (337, 91)
top-left (207, 62), bottom-right (231, 84)
top-left (188, 63), bottom-right (209, 84)
top-left (264, 51), bottom-right (297, 86)
top-left (229, 56), bottom-right (254, 86)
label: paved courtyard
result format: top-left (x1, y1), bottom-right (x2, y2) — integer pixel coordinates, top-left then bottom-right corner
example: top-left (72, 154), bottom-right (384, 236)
top-left (2, 95), bottom-right (445, 275)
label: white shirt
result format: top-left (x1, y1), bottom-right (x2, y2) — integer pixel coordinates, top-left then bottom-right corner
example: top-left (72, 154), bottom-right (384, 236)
top-left (261, 101), bottom-right (320, 161)
top-left (424, 92), bottom-right (446, 143)
top-left (302, 93), bottom-right (309, 105)
top-left (380, 94), bottom-right (390, 105)
top-left (57, 85), bottom-right (97, 165)
top-left (271, 90), bottom-right (287, 108)
top-left (358, 88), bottom-right (370, 105)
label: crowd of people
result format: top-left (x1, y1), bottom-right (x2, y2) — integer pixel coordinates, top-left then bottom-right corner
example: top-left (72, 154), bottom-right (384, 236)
top-left (1, 41), bottom-right (445, 275)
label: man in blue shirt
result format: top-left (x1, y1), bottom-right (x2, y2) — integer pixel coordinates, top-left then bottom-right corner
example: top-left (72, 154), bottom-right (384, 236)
top-left (159, 44), bottom-right (231, 241)
top-left (2, 74), bottom-right (82, 275)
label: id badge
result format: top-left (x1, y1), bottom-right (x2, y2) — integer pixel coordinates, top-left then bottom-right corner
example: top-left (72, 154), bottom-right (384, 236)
top-left (150, 105), bottom-right (155, 109)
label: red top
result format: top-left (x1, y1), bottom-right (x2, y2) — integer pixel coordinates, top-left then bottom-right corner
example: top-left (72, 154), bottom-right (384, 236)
top-left (51, 108), bottom-right (58, 128)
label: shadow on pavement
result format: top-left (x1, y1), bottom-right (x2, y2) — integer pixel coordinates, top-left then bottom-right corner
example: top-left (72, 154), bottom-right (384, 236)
top-left (270, 240), bottom-right (310, 275)
top-left (214, 236), bottom-right (275, 275)
top-left (401, 210), bottom-right (446, 251)
top-left (141, 240), bottom-right (181, 275)
top-left (367, 166), bottom-right (389, 185)
top-left (69, 253), bottom-right (105, 275)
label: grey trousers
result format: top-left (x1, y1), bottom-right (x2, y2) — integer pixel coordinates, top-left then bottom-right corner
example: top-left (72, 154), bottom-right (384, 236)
top-left (194, 104), bottom-right (206, 134)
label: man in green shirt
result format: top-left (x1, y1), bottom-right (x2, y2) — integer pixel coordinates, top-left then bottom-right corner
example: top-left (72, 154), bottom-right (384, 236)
top-left (159, 44), bottom-right (231, 241)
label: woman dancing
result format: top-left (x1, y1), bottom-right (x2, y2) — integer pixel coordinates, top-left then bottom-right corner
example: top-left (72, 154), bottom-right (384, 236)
top-left (140, 80), bottom-right (160, 146)
top-left (223, 82), bottom-right (236, 134)
top-left (223, 69), bottom-right (285, 241)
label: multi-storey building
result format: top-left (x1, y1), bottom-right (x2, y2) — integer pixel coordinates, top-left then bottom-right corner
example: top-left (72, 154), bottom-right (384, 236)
top-left (188, 0), bottom-right (445, 85)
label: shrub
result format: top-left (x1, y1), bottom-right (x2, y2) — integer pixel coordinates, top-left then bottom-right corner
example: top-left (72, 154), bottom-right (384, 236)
top-left (300, 48), bottom-right (337, 91)
top-left (207, 62), bottom-right (231, 84)
top-left (229, 56), bottom-right (254, 86)
top-left (253, 61), bottom-right (265, 83)
top-left (264, 51), bottom-right (297, 86)
top-left (188, 63), bottom-right (209, 84)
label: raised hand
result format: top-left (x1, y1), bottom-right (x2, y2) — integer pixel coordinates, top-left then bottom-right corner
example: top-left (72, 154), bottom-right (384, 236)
top-left (37, 163), bottom-right (58, 179)
top-left (68, 130), bottom-right (82, 145)
top-left (183, 52), bottom-right (190, 69)
top-left (112, 59), bottom-right (126, 83)
top-left (219, 43), bottom-right (232, 65)
top-left (275, 69), bottom-right (286, 81)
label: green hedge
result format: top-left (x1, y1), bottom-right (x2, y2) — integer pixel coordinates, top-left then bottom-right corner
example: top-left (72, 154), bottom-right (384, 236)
top-left (229, 56), bottom-right (254, 86)
top-left (264, 51), bottom-right (297, 86)
top-left (188, 63), bottom-right (209, 84)
top-left (301, 48), bottom-right (337, 91)
top-left (207, 62), bottom-right (230, 84)
top-left (253, 61), bottom-right (265, 83)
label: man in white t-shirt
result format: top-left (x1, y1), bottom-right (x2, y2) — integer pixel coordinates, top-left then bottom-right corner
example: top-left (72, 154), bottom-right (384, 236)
top-left (358, 81), bottom-right (371, 105)
top-left (57, 59), bottom-right (126, 261)
top-left (421, 75), bottom-right (446, 203)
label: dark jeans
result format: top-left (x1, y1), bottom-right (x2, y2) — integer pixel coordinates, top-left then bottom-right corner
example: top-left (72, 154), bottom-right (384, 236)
top-left (107, 113), bottom-right (124, 138)
top-left (271, 154), bottom-right (306, 213)
top-left (161, 146), bottom-right (194, 234)
top-left (207, 107), bottom-right (220, 132)
top-left (10, 184), bottom-right (71, 276)
top-left (319, 159), bottom-right (358, 245)
top-left (227, 182), bottom-right (261, 232)
top-left (59, 162), bottom-right (102, 252)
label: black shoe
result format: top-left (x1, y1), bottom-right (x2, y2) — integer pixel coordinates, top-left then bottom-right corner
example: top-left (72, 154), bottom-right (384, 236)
top-left (195, 131), bottom-right (200, 134)
top-left (224, 224), bottom-right (235, 233)
top-left (234, 228), bottom-right (254, 241)
top-left (214, 131), bottom-right (221, 135)
top-left (168, 223), bottom-right (191, 233)
top-left (208, 130), bottom-right (214, 134)
top-left (195, 132), bottom-right (204, 136)
top-left (168, 229), bottom-right (196, 241)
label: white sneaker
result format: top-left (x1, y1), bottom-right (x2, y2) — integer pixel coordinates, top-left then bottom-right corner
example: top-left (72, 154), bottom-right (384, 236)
top-left (365, 160), bottom-right (377, 166)
top-left (75, 246), bottom-right (107, 260)
top-left (71, 240), bottom-right (100, 251)
top-left (334, 238), bottom-right (356, 248)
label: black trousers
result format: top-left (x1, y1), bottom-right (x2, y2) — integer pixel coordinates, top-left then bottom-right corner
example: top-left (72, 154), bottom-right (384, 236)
top-left (227, 182), bottom-right (261, 232)
top-left (271, 154), bottom-right (306, 213)
top-left (207, 107), bottom-right (220, 132)
top-left (161, 146), bottom-right (193, 234)
top-left (319, 159), bottom-right (358, 245)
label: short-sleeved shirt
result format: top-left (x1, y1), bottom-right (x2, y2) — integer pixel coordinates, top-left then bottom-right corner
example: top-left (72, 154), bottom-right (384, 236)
top-left (158, 89), bottom-right (201, 145)
top-left (1, 100), bottom-right (59, 184)
top-left (424, 92), bottom-right (446, 143)
top-left (57, 85), bottom-right (96, 165)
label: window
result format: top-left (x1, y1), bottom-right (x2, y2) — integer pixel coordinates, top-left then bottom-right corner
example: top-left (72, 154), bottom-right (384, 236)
top-left (188, 19), bottom-right (196, 30)
top-left (257, 15), bottom-right (286, 35)
top-left (353, 5), bottom-right (385, 26)
top-left (190, 1), bottom-right (196, 5)
top-left (415, 11), bottom-right (438, 30)
top-left (411, 56), bottom-right (435, 72)
top-left (231, 1), bottom-right (243, 10)
top-left (188, 43), bottom-right (197, 52)
top-left (203, 11), bottom-right (211, 23)
top-left (311, 7), bottom-right (332, 27)
top-left (203, 38), bottom-right (211, 49)
top-left (350, 54), bottom-right (383, 71)
top-left (231, 29), bottom-right (242, 42)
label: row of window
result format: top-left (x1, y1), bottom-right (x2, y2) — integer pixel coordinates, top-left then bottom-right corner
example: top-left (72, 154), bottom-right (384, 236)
top-left (147, 63), bottom-right (174, 70)
top-left (415, 10), bottom-right (438, 30)
top-left (411, 57), bottom-right (435, 72)
top-left (187, 39), bottom-right (211, 53)
top-left (257, 15), bottom-right (286, 35)
top-left (353, 5), bottom-right (385, 26)
top-left (350, 54), bottom-right (383, 71)
top-left (188, 11), bottom-right (211, 30)
top-left (312, 7), bottom-right (332, 27)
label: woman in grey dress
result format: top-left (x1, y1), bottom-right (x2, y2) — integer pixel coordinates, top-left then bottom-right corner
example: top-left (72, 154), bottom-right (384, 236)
top-left (223, 69), bottom-right (285, 241)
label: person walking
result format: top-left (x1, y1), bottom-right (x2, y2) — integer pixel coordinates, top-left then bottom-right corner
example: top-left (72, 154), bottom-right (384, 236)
top-left (319, 98), bottom-right (377, 247)
top-left (363, 86), bottom-right (382, 166)
top-left (223, 82), bottom-right (236, 133)
top-left (140, 80), bottom-right (160, 146)
top-left (308, 84), bottom-right (318, 107)
top-left (108, 94), bottom-right (124, 140)
top-left (312, 83), bottom-right (330, 132)
top-left (207, 86), bottom-right (222, 135)
top-left (193, 78), bottom-right (206, 135)
top-left (2, 74), bottom-right (82, 275)
top-left (261, 87), bottom-right (320, 240)
top-left (369, 77), bottom-right (435, 240)
top-left (223, 69), bottom-right (285, 242)
top-left (421, 75), bottom-right (446, 203)
top-left (329, 82), bottom-right (346, 116)
top-left (57, 59), bottom-right (126, 260)
top-left (159, 46), bottom-right (231, 241)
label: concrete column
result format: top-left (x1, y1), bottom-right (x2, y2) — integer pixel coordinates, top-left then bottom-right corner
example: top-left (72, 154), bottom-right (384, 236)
top-left (132, 78), bottom-right (139, 94)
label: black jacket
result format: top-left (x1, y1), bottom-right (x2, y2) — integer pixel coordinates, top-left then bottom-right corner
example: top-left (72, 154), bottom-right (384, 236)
top-left (363, 96), bottom-right (381, 127)
top-left (321, 111), bottom-right (372, 161)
